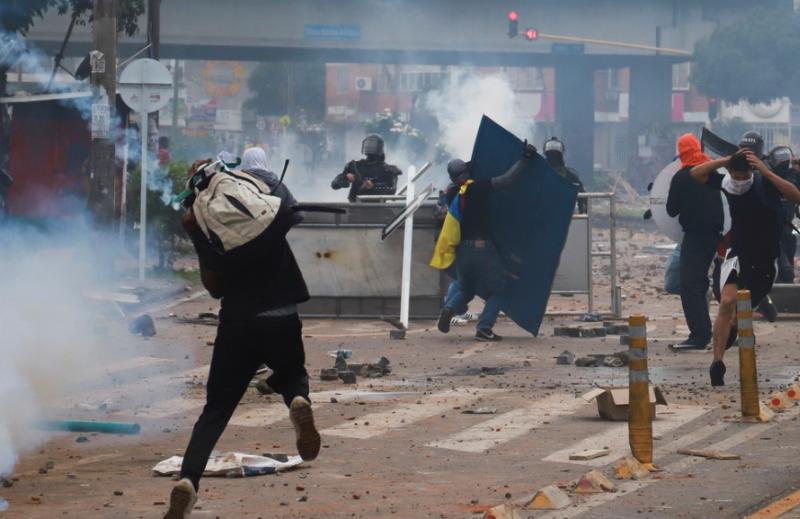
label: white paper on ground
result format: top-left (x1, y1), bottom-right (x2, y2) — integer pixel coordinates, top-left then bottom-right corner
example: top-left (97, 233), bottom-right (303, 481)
top-left (152, 452), bottom-right (303, 477)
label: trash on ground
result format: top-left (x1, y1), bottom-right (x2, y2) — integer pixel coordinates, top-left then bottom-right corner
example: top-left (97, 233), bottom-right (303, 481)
top-left (462, 407), bottom-right (498, 415)
top-left (579, 312), bottom-right (603, 322)
top-left (573, 352), bottom-right (629, 368)
top-left (128, 314), bottom-right (156, 337)
top-left (171, 313), bottom-right (219, 326)
top-left (327, 349), bottom-right (352, 359)
top-left (554, 326), bottom-right (606, 338)
top-left (39, 420), bottom-right (141, 435)
top-left (613, 457), bottom-right (651, 480)
top-left (575, 469), bottom-right (617, 493)
top-left (555, 350), bottom-right (575, 365)
top-left (676, 448), bottom-right (740, 460)
top-left (321, 353), bottom-right (391, 381)
top-left (569, 448), bottom-right (610, 461)
top-left (483, 503), bottom-right (522, 518)
top-left (152, 452), bottom-right (302, 478)
top-left (582, 386), bottom-right (668, 421)
top-left (526, 485), bottom-right (571, 510)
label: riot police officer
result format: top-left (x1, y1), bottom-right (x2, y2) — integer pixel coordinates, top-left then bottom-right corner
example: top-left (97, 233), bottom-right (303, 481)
top-left (543, 137), bottom-right (587, 213)
top-left (332, 134), bottom-right (402, 202)
top-left (768, 145), bottom-right (800, 283)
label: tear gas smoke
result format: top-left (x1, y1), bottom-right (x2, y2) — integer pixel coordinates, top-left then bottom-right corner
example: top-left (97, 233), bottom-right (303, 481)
top-left (422, 72), bottom-right (534, 160)
top-left (0, 222), bottom-right (129, 476)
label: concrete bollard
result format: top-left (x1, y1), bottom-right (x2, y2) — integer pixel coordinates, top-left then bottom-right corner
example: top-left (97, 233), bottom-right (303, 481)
top-left (628, 314), bottom-right (653, 468)
top-left (737, 290), bottom-right (762, 421)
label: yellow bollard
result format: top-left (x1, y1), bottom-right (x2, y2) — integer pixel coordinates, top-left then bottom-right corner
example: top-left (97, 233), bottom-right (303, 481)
top-left (628, 314), bottom-right (653, 468)
top-left (737, 290), bottom-right (765, 421)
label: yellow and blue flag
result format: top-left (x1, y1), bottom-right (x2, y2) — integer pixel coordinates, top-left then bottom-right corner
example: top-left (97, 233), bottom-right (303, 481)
top-left (430, 180), bottom-right (473, 270)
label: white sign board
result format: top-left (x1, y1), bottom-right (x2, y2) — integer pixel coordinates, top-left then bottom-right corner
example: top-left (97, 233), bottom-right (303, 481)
top-left (119, 58), bottom-right (173, 114)
top-left (552, 217), bottom-right (590, 292)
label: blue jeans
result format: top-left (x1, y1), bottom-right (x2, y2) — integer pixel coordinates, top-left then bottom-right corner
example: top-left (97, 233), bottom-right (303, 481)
top-left (680, 232), bottom-right (719, 344)
top-left (664, 244), bottom-right (681, 295)
top-left (444, 241), bottom-right (507, 332)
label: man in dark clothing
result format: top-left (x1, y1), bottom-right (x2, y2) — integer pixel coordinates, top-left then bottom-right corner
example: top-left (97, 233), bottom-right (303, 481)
top-left (666, 133), bottom-right (723, 351)
top-left (0, 168), bottom-right (12, 222)
top-left (331, 134), bottom-right (402, 202)
top-left (768, 146), bottom-right (800, 283)
top-left (436, 141), bottom-right (537, 341)
top-left (543, 137), bottom-right (587, 214)
top-left (690, 147), bottom-right (800, 387)
top-left (163, 159), bottom-right (321, 519)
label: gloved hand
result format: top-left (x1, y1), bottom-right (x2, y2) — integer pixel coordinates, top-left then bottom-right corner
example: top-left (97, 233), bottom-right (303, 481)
top-left (522, 139), bottom-right (537, 159)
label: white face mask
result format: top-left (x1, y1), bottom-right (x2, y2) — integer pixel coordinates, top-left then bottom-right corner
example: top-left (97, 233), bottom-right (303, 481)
top-left (722, 175), bottom-right (754, 195)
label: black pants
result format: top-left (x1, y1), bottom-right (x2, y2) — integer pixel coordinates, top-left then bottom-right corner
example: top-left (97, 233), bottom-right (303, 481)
top-left (679, 232), bottom-right (719, 345)
top-left (778, 227), bottom-right (796, 283)
top-left (179, 312), bottom-right (309, 490)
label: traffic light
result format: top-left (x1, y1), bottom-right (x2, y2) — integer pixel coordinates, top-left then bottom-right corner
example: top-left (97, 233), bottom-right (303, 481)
top-left (508, 11), bottom-right (519, 38)
top-left (524, 27), bottom-right (539, 41)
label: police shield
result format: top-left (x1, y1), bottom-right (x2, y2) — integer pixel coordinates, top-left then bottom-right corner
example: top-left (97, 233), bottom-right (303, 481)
top-left (469, 116), bottom-right (578, 335)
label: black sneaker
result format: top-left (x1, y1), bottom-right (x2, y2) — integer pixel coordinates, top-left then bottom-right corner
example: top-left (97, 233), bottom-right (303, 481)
top-left (710, 360), bottom-right (726, 387)
top-left (757, 296), bottom-right (778, 323)
top-left (725, 325), bottom-right (738, 350)
top-left (437, 308), bottom-right (454, 333)
top-left (669, 340), bottom-right (709, 352)
top-left (475, 329), bottom-right (503, 342)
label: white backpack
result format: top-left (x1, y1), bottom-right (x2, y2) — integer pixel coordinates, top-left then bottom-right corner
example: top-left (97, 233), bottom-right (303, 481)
top-left (192, 165), bottom-right (283, 253)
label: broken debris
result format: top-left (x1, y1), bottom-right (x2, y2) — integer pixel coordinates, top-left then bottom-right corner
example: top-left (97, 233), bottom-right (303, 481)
top-left (575, 469), bottom-right (617, 493)
top-left (152, 452), bottom-right (302, 478)
top-left (556, 350), bottom-right (575, 365)
top-left (526, 485), bottom-right (571, 510)
top-left (128, 314), bottom-right (156, 337)
top-left (613, 457), bottom-right (650, 480)
top-left (676, 449), bottom-right (740, 460)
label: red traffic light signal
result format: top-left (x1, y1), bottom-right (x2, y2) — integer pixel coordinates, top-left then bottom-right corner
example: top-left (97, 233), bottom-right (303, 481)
top-left (508, 11), bottom-right (519, 38)
top-left (524, 27), bottom-right (539, 41)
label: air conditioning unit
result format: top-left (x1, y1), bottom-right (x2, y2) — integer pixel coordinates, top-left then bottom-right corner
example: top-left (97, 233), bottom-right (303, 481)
top-left (355, 77), bottom-right (373, 91)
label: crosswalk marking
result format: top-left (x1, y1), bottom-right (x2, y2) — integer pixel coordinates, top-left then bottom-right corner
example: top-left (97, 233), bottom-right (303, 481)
top-left (537, 405), bottom-right (800, 519)
top-left (322, 389), bottom-right (500, 440)
top-left (542, 405), bottom-right (709, 466)
top-left (228, 389), bottom-right (418, 427)
top-left (427, 393), bottom-right (586, 453)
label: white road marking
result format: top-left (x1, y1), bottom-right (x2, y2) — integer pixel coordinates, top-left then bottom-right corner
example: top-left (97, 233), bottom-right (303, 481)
top-left (537, 405), bottom-right (800, 519)
top-left (93, 356), bottom-right (175, 375)
top-left (429, 393), bottom-right (587, 453)
top-left (322, 388), bottom-right (501, 440)
top-left (542, 405), bottom-right (710, 466)
top-left (228, 389), bottom-right (418, 427)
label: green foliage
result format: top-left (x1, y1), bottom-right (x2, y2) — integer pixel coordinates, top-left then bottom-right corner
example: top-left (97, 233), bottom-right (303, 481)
top-left (2, 0), bottom-right (144, 36)
top-left (126, 160), bottom-right (188, 270)
top-left (692, 3), bottom-right (800, 104)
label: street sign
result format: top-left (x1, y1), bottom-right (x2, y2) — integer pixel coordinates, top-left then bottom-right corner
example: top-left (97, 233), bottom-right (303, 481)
top-left (118, 58), bottom-right (174, 281)
top-left (552, 42), bottom-right (585, 55)
top-left (119, 58), bottom-right (173, 114)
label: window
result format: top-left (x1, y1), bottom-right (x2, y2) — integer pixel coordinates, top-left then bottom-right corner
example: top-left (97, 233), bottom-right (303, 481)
top-left (672, 62), bottom-right (691, 91)
top-left (336, 67), bottom-right (350, 94)
top-left (607, 68), bottom-right (621, 92)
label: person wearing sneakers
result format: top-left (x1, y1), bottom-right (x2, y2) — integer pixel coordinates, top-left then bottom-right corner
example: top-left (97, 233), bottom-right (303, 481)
top-left (163, 159), bottom-right (321, 519)
top-left (666, 133), bottom-right (723, 352)
top-left (436, 141), bottom-right (537, 341)
top-left (690, 143), bottom-right (800, 387)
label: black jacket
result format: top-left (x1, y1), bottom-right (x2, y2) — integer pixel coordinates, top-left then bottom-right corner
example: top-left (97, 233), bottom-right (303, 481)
top-left (666, 166), bottom-right (723, 235)
top-left (332, 158), bottom-right (402, 202)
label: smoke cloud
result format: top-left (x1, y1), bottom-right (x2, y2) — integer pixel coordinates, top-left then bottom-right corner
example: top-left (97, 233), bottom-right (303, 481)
top-left (0, 222), bottom-right (125, 476)
top-left (422, 72), bottom-right (534, 160)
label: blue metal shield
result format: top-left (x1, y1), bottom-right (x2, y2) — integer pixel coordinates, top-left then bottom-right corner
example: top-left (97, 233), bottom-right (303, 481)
top-left (469, 116), bottom-right (578, 335)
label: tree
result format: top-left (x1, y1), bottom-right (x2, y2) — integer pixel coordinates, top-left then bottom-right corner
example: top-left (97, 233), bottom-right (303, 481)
top-left (244, 61), bottom-right (326, 119)
top-left (692, 1), bottom-right (800, 104)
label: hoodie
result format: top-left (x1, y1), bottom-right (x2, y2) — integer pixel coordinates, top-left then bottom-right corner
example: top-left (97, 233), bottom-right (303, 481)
top-left (666, 133), bottom-right (723, 234)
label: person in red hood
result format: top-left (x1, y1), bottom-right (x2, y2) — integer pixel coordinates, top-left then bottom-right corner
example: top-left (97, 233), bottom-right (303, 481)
top-left (665, 133), bottom-right (724, 352)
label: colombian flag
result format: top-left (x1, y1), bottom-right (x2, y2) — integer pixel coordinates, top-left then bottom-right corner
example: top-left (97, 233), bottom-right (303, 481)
top-left (430, 180), bottom-right (473, 270)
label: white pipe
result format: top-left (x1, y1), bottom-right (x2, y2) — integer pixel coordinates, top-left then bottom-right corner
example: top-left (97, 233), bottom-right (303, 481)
top-left (399, 165), bottom-right (416, 329)
top-left (138, 110), bottom-right (148, 282)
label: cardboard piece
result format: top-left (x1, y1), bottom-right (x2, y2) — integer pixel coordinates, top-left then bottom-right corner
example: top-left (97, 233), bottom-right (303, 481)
top-left (526, 485), bottom-right (571, 510)
top-left (581, 385), bottom-right (668, 421)
top-left (569, 448), bottom-right (610, 461)
top-left (676, 448), bottom-right (740, 460)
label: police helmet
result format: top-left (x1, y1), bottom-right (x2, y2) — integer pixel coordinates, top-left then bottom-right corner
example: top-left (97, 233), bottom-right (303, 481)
top-left (768, 146), bottom-right (793, 169)
top-left (361, 134), bottom-right (385, 156)
top-left (543, 137), bottom-right (565, 155)
top-left (447, 159), bottom-right (470, 181)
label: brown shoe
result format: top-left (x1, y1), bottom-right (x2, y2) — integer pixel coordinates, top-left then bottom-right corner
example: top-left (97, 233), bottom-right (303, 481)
top-left (289, 396), bottom-right (321, 461)
top-left (163, 478), bottom-right (197, 519)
